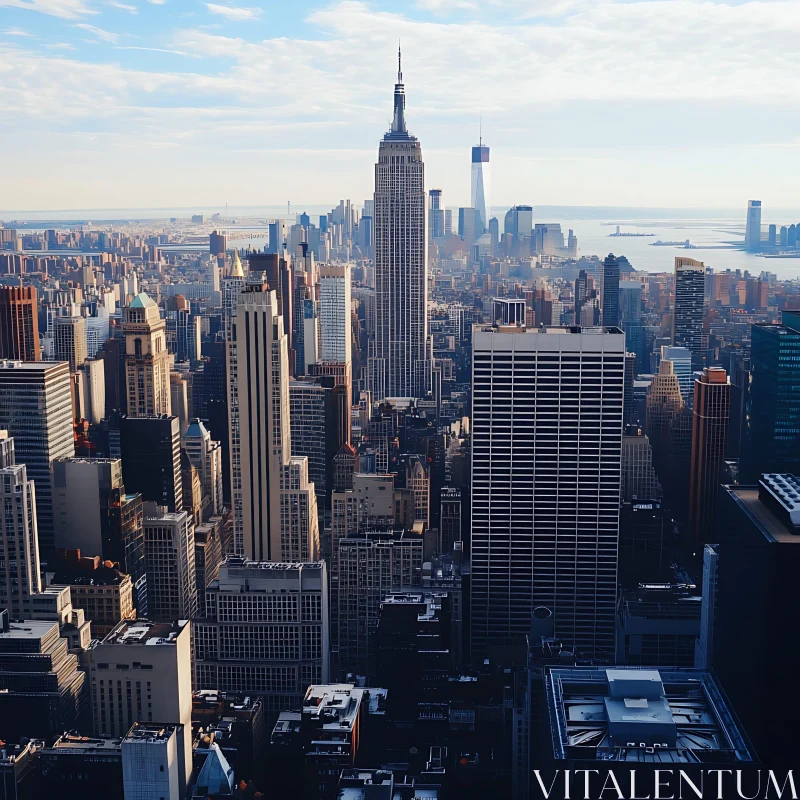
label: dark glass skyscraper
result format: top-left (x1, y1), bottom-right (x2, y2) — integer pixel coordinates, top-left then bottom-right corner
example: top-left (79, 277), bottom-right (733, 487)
top-left (601, 253), bottom-right (620, 327)
top-left (688, 367), bottom-right (730, 544)
top-left (471, 324), bottom-right (625, 660)
top-left (672, 256), bottom-right (705, 367)
top-left (741, 310), bottom-right (800, 482)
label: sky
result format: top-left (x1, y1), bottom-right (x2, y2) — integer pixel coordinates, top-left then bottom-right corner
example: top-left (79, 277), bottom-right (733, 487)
top-left (2, 0), bottom-right (800, 212)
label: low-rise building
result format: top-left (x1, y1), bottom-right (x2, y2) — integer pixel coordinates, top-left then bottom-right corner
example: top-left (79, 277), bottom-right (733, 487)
top-left (87, 619), bottom-right (192, 790)
top-left (193, 558), bottom-right (329, 717)
top-left (51, 550), bottom-right (135, 638)
top-left (0, 610), bottom-right (89, 740)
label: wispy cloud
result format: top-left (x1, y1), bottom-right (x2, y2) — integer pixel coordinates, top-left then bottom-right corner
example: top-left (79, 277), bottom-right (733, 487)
top-left (0, 0), bottom-right (95, 19)
top-left (74, 22), bottom-right (119, 41)
top-left (3, 26), bottom-right (34, 35)
top-left (106, 0), bottom-right (137, 12)
top-left (205, 2), bottom-right (261, 21)
top-left (3, 0), bottom-right (800, 210)
top-left (43, 41), bottom-right (76, 48)
top-left (115, 44), bottom-right (188, 55)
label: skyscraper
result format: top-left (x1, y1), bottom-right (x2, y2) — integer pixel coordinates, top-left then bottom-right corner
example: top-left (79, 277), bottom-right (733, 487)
top-left (744, 200), bottom-right (762, 252)
top-left (223, 250), bottom-right (246, 554)
top-left (645, 359), bottom-right (684, 472)
top-left (0, 433), bottom-right (41, 618)
top-left (471, 139), bottom-right (490, 234)
top-left (119, 416), bottom-right (183, 513)
top-left (193, 558), bottom-right (329, 714)
top-left (53, 315), bottom-right (87, 373)
top-left (370, 49), bottom-right (428, 401)
top-left (741, 310), bottom-right (800, 482)
top-left (716, 475), bottom-right (800, 764)
top-left (318, 264), bottom-right (352, 366)
top-left (470, 323), bottom-right (625, 659)
top-left (428, 189), bottom-right (445, 240)
top-left (0, 286), bottom-right (41, 361)
top-left (88, 619), bottom-right (193, 785)
top-left (183, 418), bottom-right (224, 518)
top-left (0, 361), bottom-right (74, 555)
top-left (123, 292), bottom-right (171, 417)
top-left (672, 256), bottom-right (705, 368)
top-left (601, 253), bottom-right (620, 327)
top-left (52, 456), bottom-right (146, 613)
top-left (143, 508), bottom-right (197, 621)
top-left (660, 345), bottom-right (693, 407)
top-left (235, 285), bottom-right (318, 562)
top-left (688, 367), bottom-right (730, 544)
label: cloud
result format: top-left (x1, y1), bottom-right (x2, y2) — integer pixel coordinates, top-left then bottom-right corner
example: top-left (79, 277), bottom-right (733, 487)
top-left (205, 2), bottom-right (261, 20)
top-left (106, 0), bottom-right (137, 12)
top-left (43, 41), bottom-right (76, 48)
top-left (2, 0), bottom-right (800, 209)
top-left (115, 44), bottom-right (188, 55)
top-left (74, 22), bottom-right (120, 41)
top-left (3, 26), bottom-right (34, 35)
top-left (0, 0), bottom-right (95, 18)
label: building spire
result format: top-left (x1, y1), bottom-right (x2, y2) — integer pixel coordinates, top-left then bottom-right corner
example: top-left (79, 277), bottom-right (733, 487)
top-left (391, 43), bottom-right (407, 135)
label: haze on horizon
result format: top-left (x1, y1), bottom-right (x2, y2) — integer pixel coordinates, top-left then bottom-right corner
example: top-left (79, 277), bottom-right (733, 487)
top-left (2, 0), bottom-right (800, 212)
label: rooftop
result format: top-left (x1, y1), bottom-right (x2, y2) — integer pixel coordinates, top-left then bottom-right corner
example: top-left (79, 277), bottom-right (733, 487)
top-left (124, 723), bottom-right (177, 744)
top-left (102, 619), bottom-right (186, 646)
top-left (128, 292), bottom-right (157, 310)
top-left (727, 479), bottom-right (800, 543)
top-left (0, 359), bottom-right (69, 372)
top-left (547, 667), bottom-right (753, 764)
top-left (303, 684), bottom-right (388, 732)
top-left (0, 619), bottom-right (59, 641)
top-left (477, 324), bottom-right (624, 336)
top-left (45, 734), bottom-right (123, 753)
top-left (759, 473), bottom-right (800, 528)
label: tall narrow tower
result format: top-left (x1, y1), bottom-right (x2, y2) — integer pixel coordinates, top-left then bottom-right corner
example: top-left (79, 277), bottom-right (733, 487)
top-left (123, 292), bottom-right (171, 417)
top-left (471, 126), bottom-right (490, 235)
top-left (369, 47), bottom-right (429, 401)
top-left (688, 367), bottom-right (730, 544)
top-left (673, 256), bottom-right (705, 368)
top-left (745, 200), bottom-right (762, 252)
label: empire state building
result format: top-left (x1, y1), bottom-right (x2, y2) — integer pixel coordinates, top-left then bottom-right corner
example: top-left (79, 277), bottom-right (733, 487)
top-left (369, 49), bottom-right (429, 401)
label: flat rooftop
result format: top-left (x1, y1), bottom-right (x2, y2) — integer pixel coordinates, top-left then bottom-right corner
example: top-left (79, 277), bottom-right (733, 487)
top-left (0, 360), bottom-right (69, 372)
top-left (547, 667), bottom-right (753, 764)
top-left (0, 619), bottom-right (59, 641)
top-left (124, 723), bottom-right (177, 743)
top-left (303, 684), bottom-right (388, 731)
top-left (727, 484), bottom-right (799, 543)
top-left (102, 619), bottom-right (186, 646)
top-left (477, 324), bottom-right (624, 336)
top-left (45, 734), bottom-right (122, 753)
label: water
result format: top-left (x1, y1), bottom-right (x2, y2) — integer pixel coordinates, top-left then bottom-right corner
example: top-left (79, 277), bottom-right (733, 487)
top-left (549, 216), bottom-right (800, 278)
top-left (4, 205), bottom-right (800, 280)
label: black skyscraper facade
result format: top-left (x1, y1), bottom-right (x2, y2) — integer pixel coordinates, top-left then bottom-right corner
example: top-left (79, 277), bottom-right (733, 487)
top-left (716, 475), bottom-right (800, 766)
top-left (119, 415), bottom-right (182, 512)
top-left (741, 311), bottom-right (800, 482)
top-left (601, 253), bottom-right (620, 327)
top-left (672, 257), bottom-right (705, 368)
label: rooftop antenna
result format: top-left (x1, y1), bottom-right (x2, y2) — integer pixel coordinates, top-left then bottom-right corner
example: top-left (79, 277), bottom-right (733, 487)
top-left (479, 116), bottom-right (482, 147)
top-left (398, 40), bottom-right (402, 82)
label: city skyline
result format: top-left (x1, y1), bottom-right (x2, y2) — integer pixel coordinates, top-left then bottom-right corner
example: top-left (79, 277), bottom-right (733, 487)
top-left (2, 0), bottom-right (800, 210)
top-left (3, 6), bottom-right (800, 795)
